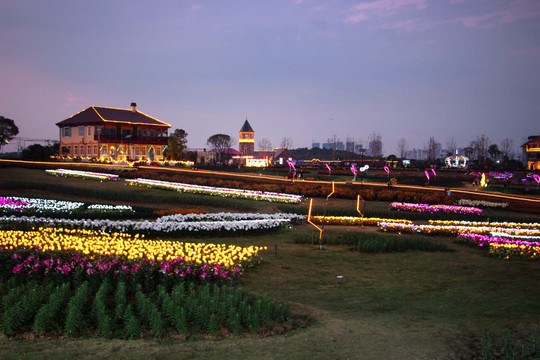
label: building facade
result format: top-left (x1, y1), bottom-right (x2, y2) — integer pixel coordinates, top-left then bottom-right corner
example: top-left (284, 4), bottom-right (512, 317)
top-left (238, 119), bottom-right (255, 156)
top-left (56, 103), bottom-right (171, 162)
top-left (522, 135), bottom-right (540, 170)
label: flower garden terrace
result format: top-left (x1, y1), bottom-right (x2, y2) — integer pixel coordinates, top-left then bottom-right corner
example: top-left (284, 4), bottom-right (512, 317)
top-left (2, 159), bottom-right (539, 213)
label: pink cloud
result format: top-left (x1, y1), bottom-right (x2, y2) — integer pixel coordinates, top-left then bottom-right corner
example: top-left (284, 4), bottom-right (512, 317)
top-left (346, 0), bottom-right (427, 23)
top-left (59, 93), bottom-right (86, 114)
top-left (457, 0), bottom-right (540, 28)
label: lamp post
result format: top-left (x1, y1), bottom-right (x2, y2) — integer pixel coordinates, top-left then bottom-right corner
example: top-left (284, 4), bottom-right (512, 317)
top-left (360, 148), bottom-right (365, 183)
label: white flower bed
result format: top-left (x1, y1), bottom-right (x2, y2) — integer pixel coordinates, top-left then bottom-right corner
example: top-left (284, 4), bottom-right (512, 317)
top-left (46, 169), bottom-right (119, 181)
top-left (0, 212), bottom-right (303, 235)
top-left (157, 212), bottom-right (305, 223)
top-left (126, 178), bottom-right (303, 204)
top-left (456, 199), bottom-right (508, 208)
top-left (0, 196), bottom-right (84, 213)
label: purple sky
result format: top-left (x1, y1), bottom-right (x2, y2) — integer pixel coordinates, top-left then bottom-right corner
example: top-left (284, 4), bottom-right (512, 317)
top-left (1, 0), bottom-right (539, 155)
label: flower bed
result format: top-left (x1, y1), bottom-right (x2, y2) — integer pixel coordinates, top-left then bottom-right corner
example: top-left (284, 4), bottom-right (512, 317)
top-left (456, 199), bottom-right (508, 208)
top-left (457, 233), bottom-right (540, 260)
top-left (0, 227), bottom-right (266, 268)
top-left (126, 178), bottom-right (303, 204)
top-left (0, 196), bottom-right (134, 216)
top-left (429, 220), bottom-right (540, 230)
top-left (46, 168), bottom-right (119, 181)
top-left (390, 202), bottom-right (482, 215)
top-left (0, 212), bottom-right (300, 237)
top-left (311, 216), bottom-right (412, 226)
top-left (380, 222), bottom-right (540, 239)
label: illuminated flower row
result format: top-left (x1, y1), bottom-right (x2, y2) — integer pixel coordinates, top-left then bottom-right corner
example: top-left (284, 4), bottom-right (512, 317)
top-left (429, 220), bottom-right (540, 230)
top-left (0, 214), bottom-right (294, 235)
top-left (126, 178), bottom-right (303, 203)
top-left (0, 227), bottom-right (266, 268)
top-left (390, 202), bottom-right (482, 215)
top-left (457, 233), bottom-right (540, 260)
top-left (379, 222), bottom-right (540, 237)
top-left (46, 169), bottom-right (119, 181)
top-left (87, 204), bottom-right (134, 212)
top-left (0, 196), bottom-right (84, 213)
top-left (456, 199), bottom-right (508, 208)
top-left (7, 250), bottom-right (242, 281)
top-left (311, 216), bottom-right (412, 226)
top-left (157, 212), bottom-right (305, 223)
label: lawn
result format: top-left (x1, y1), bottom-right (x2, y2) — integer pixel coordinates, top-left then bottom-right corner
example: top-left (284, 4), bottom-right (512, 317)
top-left (0, 167), bottom-right (539, 359)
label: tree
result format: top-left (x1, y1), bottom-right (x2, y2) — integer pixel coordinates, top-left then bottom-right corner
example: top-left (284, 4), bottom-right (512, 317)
top-left (426, 137), bottom-right (438, 163)
top-left (396, 138), bottom-right (407, 158)
top-left (21, 143), bottom-right (58, 161)
top-left (207, 134), bottom-right (231, 164)
top-left (258, 137), bottom-right (272, 151)
top-left (446, 137), bottom-right (457, 156)
top-left (488, 144), bottom-right (502, 162)
top-left (500, 138), bottom-right (514, 159)
top-left (368, 132), bottom-right (383, 158)
top-left (166, 129), bottom-right (188, 160)
top-left (0, 116), bottom-right (19, 151)
top-left (279, 137), bottom-right (293, 149)
top-left (471, 134), bottom-right (490, 166)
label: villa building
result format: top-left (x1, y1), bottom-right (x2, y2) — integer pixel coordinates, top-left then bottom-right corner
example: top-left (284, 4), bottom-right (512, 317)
top-left (522, 135), bottom-right (540, 170)
top-left (56, 103), bottom-right (171, 162)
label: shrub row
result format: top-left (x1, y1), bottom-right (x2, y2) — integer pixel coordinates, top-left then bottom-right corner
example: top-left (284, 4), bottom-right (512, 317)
top-left (0, 278), bottom-right (290, 339)
top-left (293, 232), bottom-right (447, 253)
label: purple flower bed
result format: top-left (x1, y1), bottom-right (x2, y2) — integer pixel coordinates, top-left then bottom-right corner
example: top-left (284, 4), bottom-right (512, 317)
top-left (390, 202), bottom-right (482, 215)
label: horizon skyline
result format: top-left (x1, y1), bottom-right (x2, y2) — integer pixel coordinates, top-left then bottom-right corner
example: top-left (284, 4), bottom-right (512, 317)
top-left (1, 1), bottom-right (539, 156)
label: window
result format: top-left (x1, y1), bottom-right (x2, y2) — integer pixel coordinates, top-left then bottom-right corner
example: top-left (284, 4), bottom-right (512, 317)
top-left (157, 147), bottom-right (162, 156)
top-left (87, 145), bottom-right (91, 156)
top-left (78, 126), bottom-right (84, 136)
top-left (74, 146), bottom-right (78, 156)
top-left (87, 127), bottom-right (91, 136)
top-left (80, 146), bottom-right (85, 156)
top-left (93, 145), bottom-right (97, 156)
top-left (63, 127), bottom-right (71, 137)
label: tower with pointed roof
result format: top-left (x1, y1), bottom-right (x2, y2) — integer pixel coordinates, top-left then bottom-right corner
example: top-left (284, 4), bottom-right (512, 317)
top-left (239, 118), bottom-right (255, 156)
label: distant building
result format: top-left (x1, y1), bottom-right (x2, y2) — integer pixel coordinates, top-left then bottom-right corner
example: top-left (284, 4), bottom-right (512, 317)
top-left (56, 103), bottom-right (170, 162)
top-left (522, 135), bottom-right (540, 170)
top-left (239, 119), bottom-right (255, 156)
top-left (311, 142), bottom-right (320, 149)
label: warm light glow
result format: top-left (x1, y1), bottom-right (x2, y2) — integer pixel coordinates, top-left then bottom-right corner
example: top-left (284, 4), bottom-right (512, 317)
top-left (246, 158), bottom-right (268, 167)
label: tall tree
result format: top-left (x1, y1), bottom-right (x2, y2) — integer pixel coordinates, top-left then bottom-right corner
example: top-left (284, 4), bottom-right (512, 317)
top-left (167, 129), bottom-right (188, 160)
top-left (207, 134), bottom-right (231, 164)
top-left (426, 136), bottom-right (438, 162)
top-left (258, 137), bottom-right (272, 151)
top-left (446, 137), bottom-right (457, 156)
top-left (279, 137), bottom-right (293, 149)
top-left (396, 138), bottom-right (407, 158)
top-left (500, 138), bottom-right (514, 159)
top-left (488, 144), bottom-right (502, 162)
top-left (471, 134), bottom-right (490, 166)
top-left (368, 132), bottom-right (383, 157)
top-left (0, 116), bottom-right (19, 151)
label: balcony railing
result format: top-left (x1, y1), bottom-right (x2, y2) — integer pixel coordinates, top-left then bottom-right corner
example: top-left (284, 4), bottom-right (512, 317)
top-left (95, 134), bottom-right (169, 145)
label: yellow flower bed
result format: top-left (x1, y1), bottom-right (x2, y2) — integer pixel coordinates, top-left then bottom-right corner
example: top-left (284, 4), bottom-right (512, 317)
top-left (0, 227), bottom-right (266, 268)
top-left (489, 242), bottom-right (540, 260)
top-left (312, 216), bottom-right (412, 226)
top-left (429, 220), bottom-right (540, 230)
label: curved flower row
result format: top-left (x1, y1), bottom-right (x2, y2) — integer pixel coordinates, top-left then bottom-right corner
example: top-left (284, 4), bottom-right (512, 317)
top-left (6, 250), bottom-right (242, 282)
top-left (0, 215), bottom-right (292, 236)
top-left (0, 227), bottom-right (266, 268)
top-left (390, 202), bottom-right (482, 215)
top-left (46, 168), bottom-right (119, 181)
top-left (0, 196), bottom-right (84, 213)
top-left (126, 178), bottom-right (303, 203)
top-left (429, 220), bottom-right (540, 230)
top-left (456, 199), bottom-right (508, 208)
top-left (311, 216), bottom-right (412, 226)
top-left (157, 212), bottom-right (306, 223)
top-left (379, 222), bottom-right (540, 237)
top-left (457, 233), bottom-right (540, 260)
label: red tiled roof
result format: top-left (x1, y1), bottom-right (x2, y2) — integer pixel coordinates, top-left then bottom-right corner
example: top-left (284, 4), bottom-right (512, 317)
top-left (56, 106), bottom-right (171, 128)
